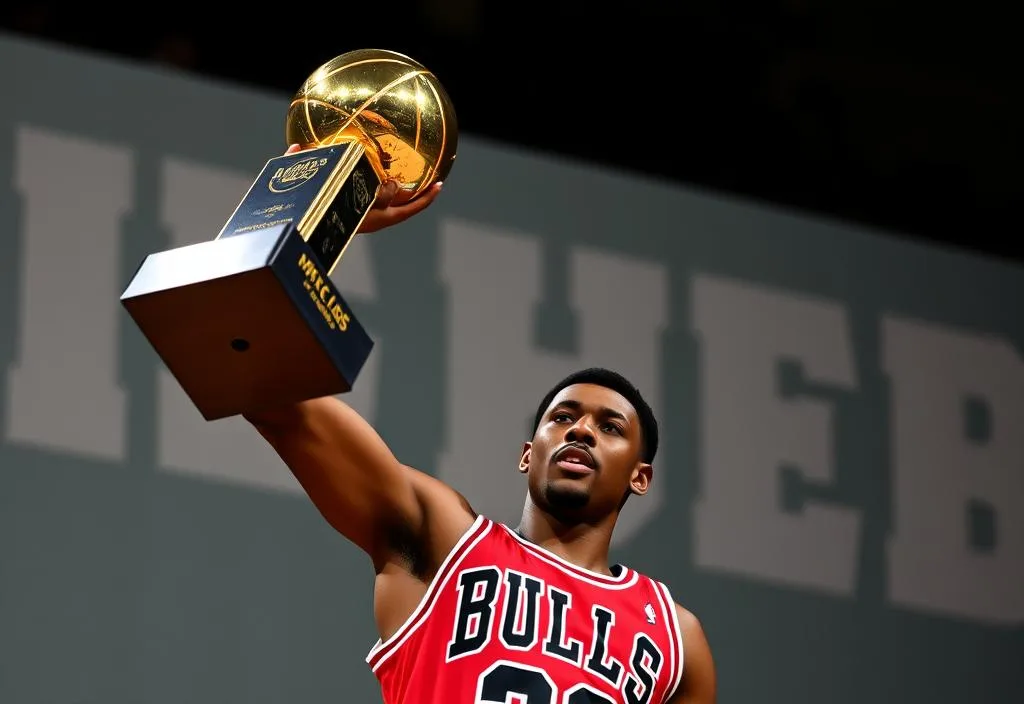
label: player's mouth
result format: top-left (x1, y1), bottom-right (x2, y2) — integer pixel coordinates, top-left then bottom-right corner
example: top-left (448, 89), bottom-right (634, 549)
top-left (553, 443), bottom-right (597, 474)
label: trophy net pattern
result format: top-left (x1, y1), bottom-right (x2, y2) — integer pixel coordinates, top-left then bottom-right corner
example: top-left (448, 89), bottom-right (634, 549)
top-left (286, 53), bottom-right (455, 195)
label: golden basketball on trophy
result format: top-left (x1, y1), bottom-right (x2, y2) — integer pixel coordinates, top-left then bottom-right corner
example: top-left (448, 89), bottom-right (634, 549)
top-left (285, 48), bottom-right (458, 206)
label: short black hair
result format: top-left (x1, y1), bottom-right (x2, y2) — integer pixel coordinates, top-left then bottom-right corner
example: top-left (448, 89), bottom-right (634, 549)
top-left (532, 367), bottom-right (659, 464)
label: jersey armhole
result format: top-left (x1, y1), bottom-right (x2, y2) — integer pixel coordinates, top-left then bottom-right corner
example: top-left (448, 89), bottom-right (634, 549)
top-left (365, 514), bottom-right (490, 671)
top-left (654, 580), bottom-right (686, 702)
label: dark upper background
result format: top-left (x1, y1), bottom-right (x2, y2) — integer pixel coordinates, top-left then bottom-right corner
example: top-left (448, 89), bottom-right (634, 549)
top-left (2, 1), bottom-right (1021, 266)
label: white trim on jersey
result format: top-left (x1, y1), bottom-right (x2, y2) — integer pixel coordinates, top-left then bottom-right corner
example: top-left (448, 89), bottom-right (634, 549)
top-left (645, 577), bottom-right (679, 703)
top-left (365, 514), bottom-right (492, 672)
top-left (654, 580), bottom-right (686, 702)
top-left (500, 523), bottom-right (640, 590)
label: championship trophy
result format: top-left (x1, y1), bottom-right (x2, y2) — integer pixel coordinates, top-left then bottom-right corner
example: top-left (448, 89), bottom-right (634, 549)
top-left (121, 49), bottom-right (458, 420)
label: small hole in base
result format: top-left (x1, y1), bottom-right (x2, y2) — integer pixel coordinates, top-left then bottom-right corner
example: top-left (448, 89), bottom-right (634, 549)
top-left (230, 338), bottom-right (250, 352)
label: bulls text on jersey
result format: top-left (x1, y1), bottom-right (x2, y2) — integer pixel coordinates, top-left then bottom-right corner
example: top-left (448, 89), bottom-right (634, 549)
top-left (366, 516), bottom-right (685, 704)
top-left (446, 565), bottom-right (667, 703)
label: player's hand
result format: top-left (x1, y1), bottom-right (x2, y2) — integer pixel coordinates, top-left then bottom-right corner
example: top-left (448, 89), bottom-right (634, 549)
top-left (285, 143), bottom-right (443, 234)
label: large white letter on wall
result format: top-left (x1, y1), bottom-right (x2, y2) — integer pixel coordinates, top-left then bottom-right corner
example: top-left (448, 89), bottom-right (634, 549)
top-left (6, 126), bottom-right (131, 461)
top-left (155, 156), bottom-right (381, 494)
top-left (438, 217), bottom-right (668, 544)
top-left (692, 273), bottom-right (862, 596)
top-left (884, 315), bottom-right (1024, 625)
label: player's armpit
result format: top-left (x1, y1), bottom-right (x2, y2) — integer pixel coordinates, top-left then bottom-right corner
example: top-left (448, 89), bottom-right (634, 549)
top-left (668, 605), bottom-right (717, 704)
top-left (245, 396), bottom-right (474, 572)
top-left (405, 466), bottom-right (479, 570)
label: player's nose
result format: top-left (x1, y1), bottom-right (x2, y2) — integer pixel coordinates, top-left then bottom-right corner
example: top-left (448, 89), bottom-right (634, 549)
top-left (564, 416), bottom-right (597, 446)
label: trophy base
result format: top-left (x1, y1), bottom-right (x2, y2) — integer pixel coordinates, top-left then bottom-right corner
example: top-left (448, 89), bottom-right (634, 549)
top-left (120, 222), bottom-right (373, 421)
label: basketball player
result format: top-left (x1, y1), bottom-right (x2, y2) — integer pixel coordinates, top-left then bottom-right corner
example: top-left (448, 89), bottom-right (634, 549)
top-left (243, 146), bottom-right (717, 703)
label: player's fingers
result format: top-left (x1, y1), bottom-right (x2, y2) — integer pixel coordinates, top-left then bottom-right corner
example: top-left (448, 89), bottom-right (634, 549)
top-left (372, 180), bottom-right (400, 209)
top-left (357, 183), bottom-right (444, 234)
top-left (383, 183), bottom-right (443, 224)
top-left (401, 183), bottom-right (443, 214)
top-left (285, 143), bottom-right (304, 155)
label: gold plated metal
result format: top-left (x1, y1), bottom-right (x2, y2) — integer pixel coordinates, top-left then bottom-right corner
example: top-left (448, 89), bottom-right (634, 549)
top-left (286, 48), bottom-right (458, 203)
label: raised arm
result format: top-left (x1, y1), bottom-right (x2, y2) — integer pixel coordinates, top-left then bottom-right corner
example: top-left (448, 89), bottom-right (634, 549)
top-left (244, 148), bottom-right (468, 573)
top-left (245, 397), bottom-right (475, 572)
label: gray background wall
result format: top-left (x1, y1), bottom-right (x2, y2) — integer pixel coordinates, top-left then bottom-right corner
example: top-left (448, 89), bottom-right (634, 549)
top-left (1, 34), bottom-right (1021, 703)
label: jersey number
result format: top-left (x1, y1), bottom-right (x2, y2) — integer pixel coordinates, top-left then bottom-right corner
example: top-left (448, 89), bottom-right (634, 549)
top-left (477, 661), bottom-right (616, 704)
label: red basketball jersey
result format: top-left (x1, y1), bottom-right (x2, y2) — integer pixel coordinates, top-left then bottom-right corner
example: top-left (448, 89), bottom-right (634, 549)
top-left (366, 515), bottom-right (685, 703)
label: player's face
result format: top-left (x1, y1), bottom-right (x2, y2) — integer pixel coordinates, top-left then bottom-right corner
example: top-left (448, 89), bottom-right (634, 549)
top-left (520, 383), bottom-right (652, 520)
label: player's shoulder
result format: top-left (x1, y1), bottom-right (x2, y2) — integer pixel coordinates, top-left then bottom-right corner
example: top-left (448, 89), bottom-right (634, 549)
top-left (656, 589), bottom-right (711, 659)
top-left (633, 570), bottom-right (705, 634)
top-left (672, 601), bottom-right (704, 635)
top-left (660, 594), bottom-right (717, 703)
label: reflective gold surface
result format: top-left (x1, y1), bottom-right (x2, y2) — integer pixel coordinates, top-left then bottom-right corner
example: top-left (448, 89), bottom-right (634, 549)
top-left (286, 48), bottom-right (458, 203)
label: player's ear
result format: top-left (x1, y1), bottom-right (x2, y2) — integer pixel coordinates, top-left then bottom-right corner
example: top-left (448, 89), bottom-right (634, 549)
top-left (629, 462), bottom-right (652, 496)
top-left (518, 442), bottom-right (532, 474)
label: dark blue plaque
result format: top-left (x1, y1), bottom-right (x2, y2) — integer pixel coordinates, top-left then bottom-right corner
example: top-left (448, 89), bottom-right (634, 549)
top-left (120, 143), bottom-right (381, 420)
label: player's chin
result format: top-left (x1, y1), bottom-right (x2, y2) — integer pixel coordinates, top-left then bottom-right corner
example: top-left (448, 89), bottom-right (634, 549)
top-left (543, 480), bottom-right (592, 512)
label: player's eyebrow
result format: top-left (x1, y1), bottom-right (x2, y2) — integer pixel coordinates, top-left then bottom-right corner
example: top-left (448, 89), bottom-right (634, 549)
top-left (553, 399), bottom-right (629, 424)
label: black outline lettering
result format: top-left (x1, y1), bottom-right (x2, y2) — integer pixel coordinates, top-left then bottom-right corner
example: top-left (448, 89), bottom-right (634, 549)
top-left (499, 569), bottom-right (545, 651)
top-left (623, 633), bottom-right (664, 704)
top-left (542, 586), bottom-right (584, 666)
top-left (475, 660), bottom-right (557, 704)
top-left (584, 605), bottom-right (623, 687)
top-left (446, 566), bottom-right (502, 662)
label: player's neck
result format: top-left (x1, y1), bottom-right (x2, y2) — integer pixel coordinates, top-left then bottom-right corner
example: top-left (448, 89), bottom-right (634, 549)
top-left (515, 503), bottom-right (617, 576)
